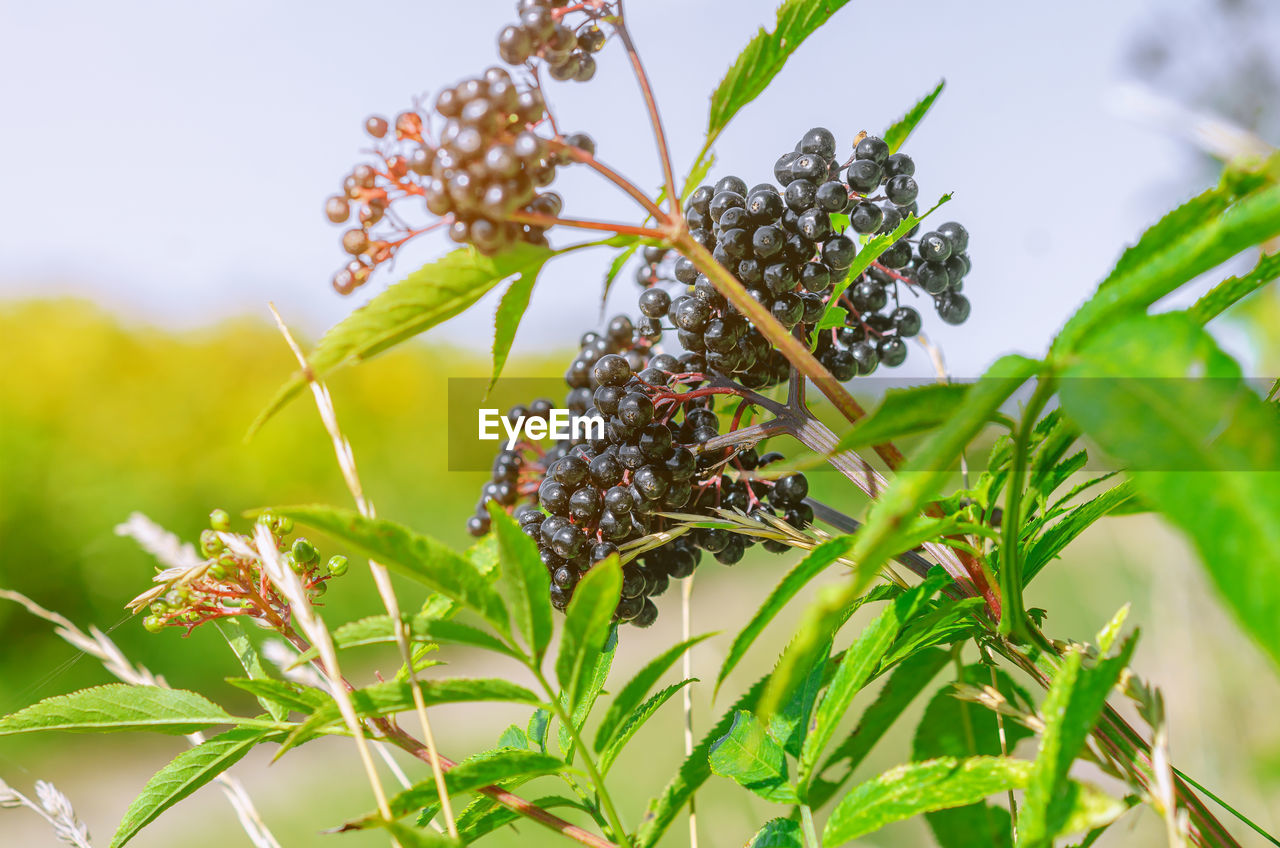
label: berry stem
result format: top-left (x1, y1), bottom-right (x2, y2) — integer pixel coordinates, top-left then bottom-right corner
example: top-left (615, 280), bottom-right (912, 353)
top-left (508, 211), bottom-right (665, 239)
top-left (532, 667), bottom-right (634, 848)
top-left (612, 0), bottom-right (680, 217)
top-left (548, 139), bottom-right (668, 220)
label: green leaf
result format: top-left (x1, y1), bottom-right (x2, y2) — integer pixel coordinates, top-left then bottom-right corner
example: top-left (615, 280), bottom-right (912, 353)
top-left (489, 272), bottom-right (538, 391)
top-left (252, 243), bottom-right (553, 433)
top-left (747, 817), bottom-right (804, 848)
top-left (215, 619), bottom-right (286, 722)
top-left (808, 648), bottom-right (950, 809)
top-left (380, 821), bottom-right (462, 848)
top-left (299, 612), bottom-right (517, 663)
top-left (111, 727), bottom-right (273, 848)
top-left (599, 678), bottom-right (697, 774)
top-left (342, 749), bottom-right (566, 828)
top-left (595, 633), bottom-right (714, 753)
top-left (825, 756), bottom-right (1029, 845)
top-left (1188, 251), bottom-right (1280, 325)
top-left (528, 708), bottom-right (550, 753)
top-left (274, 505), bottom-right (509, 631)
top-left (709, 710), bottom-right (797, 803)
top-left (559, 625), bottom-right (617, 760)
top-left (284, 679), bottom-right (541, 752)
top-left (1023, 483), bottom-right (1136, 583)
top-left (798, 576), bottom-right (945, 794)
top-left (601, 242), bottom-right (641, 307)
top-left (634, 664), bottom-right (773, 848)
top-left (487, 503), bottom-right (552, 662)
top-left (884, 79), bottom-right (946, 153)
top-left (763, 355), bottom-right (1036, 716)
top-left (0, 685), bottom-right (247, 736)
top-left (1017, 636), bottom-right (1137, 848)
top-left (454, 795), bottom-right (589, 843)
top-left (716, 536), bottom-right (855, 694)
top-left (1053, 159), bottom-right (1280, 354)
top-left (498, 724), bottom-right (528, 750)
top-left (832, 384), bottom-right (972, 454)
top-left (1058, 312), bottom-right (1280, 667)
top-left (704, 0), bottom-right (855, 145)
top-left (911, 666), bottom-right (1035, 848)
top-left (226, 679), bottom-right (328, 716)
top-left (555, 556), bottom-right (621, 717)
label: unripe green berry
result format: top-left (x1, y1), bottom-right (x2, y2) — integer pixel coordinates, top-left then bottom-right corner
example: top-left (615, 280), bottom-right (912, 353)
top-left (143, 615), bottom-right (164, 633)
top-left (200, 529), bottom-right (224, 558)
top-left (274, 516), bottom-right (295, 535)
top-left (308, 582), bottom-right (328, 600)
top-left (149, 602), bottom-right (169, 616)
top-left (291, 538), bottom-right (318, 564)
top-left (209, 508), bottom-right (232, 532)
top-left (327, 555), bottom-right (349, 577)
top-left (283, 552), bottom-right (302, 573)
top-left (208, 562), bottom-right (228, 580)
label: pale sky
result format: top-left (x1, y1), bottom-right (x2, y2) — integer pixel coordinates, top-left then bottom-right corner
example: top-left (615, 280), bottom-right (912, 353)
top-left (0, 0), bottom-right (1269, 377)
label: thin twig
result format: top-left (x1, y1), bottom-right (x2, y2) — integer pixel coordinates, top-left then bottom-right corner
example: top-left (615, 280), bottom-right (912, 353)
top-left (612, 0), bottom-right (679, 214)
top-left (268, 305), bottom-right (458, 838)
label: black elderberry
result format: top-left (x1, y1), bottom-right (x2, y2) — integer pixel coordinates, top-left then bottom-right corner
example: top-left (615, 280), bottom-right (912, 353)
top-left (892, 306), bottom-right (922, 337)
top-left (936, 221), bottom-right (969, 253)
top-left (784, 179), bottom-right (818, 212)
top-left (850, 201), bottom-right (884, 235)
top-left (917, 261), bottom-right (950, 295)
top-left (790, 153), bottom-right (827, 183)
top-left (919, 231), bottom-right (953, 263)
top-left (885, 174), bottom-right (919, 206)
top-left (936, 292), bottom-right (971, 325)
top-left (884, 152), bottom-right (915, 178)
top-left (774, 152), bottom-right (799, 185)
top-left (822, 235), bottom-right (856, 271)
top-left (855, 135), bottom-right (889, 164)
top-left (846, 159), bottom-right (883, 193)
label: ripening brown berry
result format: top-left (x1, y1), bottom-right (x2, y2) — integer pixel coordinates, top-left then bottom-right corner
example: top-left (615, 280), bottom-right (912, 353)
top-left (386, 155), bottom-right (409, 180)
top-left (395, 111), bottom-right (423, 141)
top-left (325, 196), bottom-right (350, 223)
top-left (332, 269), bottom-right (356, 294)
top-left (347, 260), bottom-right (371, 286)
top-left (365, 115), bottom-right (389, 138)
top-left (352, 164), bottom-right (377, 188)
top-left (342, 228), bottom-right (370, 255)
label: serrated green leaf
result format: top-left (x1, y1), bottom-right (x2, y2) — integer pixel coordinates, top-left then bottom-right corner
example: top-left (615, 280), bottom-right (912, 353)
top-left (380, 820), bottom-right (462, 848)
top-left (705, 0), bottom-right (855, 144)
top-left (832, 383), bottom-right (973, 454)
top-left (1189, 251), bottom-right (1280, 325)
top-left (595, 633), bottom-right (713, 753)
top-left (1058, 312), bottom-right (1280, 667)
top-left (716, 536), bottom-right (855, 694)
top-left (1053, 159), bottom-right (1280, 354)
top-left (215, 619), bottom-right (286, 722)
top-left (498, 724), bottom-right (528, 749)
top-left (273, 505), bottom-right (509, 631)
top-left (488, 272), bottom-right (538, 392)
top-left (825, 757), bottom-right (1028, 845)
top-left (763, 356), bottom-right (1036, 716)
top-left (555, 556), bottom-right (621, 717)
top-left (487, 503), bottom-right (552, 662)
top-left (528, 707), bottom-right (550, 753)
top-left (282, 679), bottom-right (541, 754)
top-left (809, 648), bottom-right (950, 809)
top-left (911, 666), bottom-right (1035, 848)
top-left (295, 612), bottom-right (518, 665)
top-left (798, 576), bottom-right (945, 794)
top-left (747, 817), bottom-right (804, 848)
top-left (559, 625), bottom-right (616, 760)
top-left (599, 678), bottom-right (697, 774)
top-left (112, 727), bottom-right (273, 847)
top-left (342, 748), bottom-right (566, 828)
top-left (252, 244), bottom-right (553, 433)
top-left (1017, 637), bottom-right (1137, 847)
top-left (1023, 483), bottom-right (1136, 584)
top-left (454, 794), bottom-right (589, 843)
top-left (884, 80), bottom-right (946, 153)
top-left (709, 710), bottom-right (797, 803)
top-left (601, 242), bottom-right (641, 308)
top-left (226, 678), bottom-right (328, 716)
top-left (0, 685), bottom-right (248, 736)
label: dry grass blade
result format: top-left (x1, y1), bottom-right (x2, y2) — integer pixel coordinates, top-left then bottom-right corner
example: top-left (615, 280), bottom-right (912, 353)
top-left (0, 777), bottom-right (93, 848)
top-left (268, 304), bottom-right (457, 838)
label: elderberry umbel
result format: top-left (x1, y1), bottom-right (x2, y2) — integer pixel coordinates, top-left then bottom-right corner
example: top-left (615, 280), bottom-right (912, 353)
top-left (632, 127), bottom-right (974, 378)
top-left (468, 311), bottom-right (812, 628)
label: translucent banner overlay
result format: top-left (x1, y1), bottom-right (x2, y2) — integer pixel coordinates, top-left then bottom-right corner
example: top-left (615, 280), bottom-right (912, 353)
top-left (446, 376), bottom-right (1280, 473)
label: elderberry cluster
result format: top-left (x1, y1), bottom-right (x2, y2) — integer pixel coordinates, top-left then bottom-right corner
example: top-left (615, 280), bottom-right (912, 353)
top-left (467, 315), bottom-right (812, 628)
top-left (497, 0), bottom-right (609, 81)
top-left (323, 1), bottom-right (618, 293)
